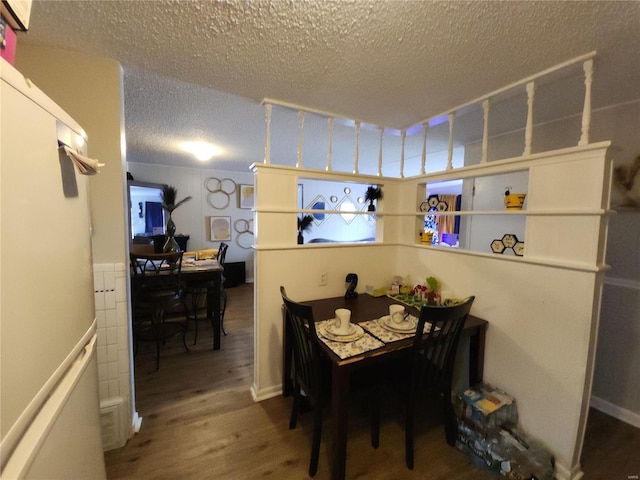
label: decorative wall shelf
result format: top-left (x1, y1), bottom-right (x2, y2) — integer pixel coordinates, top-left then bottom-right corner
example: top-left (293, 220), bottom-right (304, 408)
top-left (412, 209), bottom-right (612, 216)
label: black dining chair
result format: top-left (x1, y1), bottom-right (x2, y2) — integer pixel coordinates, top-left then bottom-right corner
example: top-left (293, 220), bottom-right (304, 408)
top-left (280, 286), bottom-right (379, 477)
top-left (403, 295), bottom-right (475, 469)
top-left (129, 251), bottom-right (190, 370)
top-left (185, 242), bottom-right (229, 344)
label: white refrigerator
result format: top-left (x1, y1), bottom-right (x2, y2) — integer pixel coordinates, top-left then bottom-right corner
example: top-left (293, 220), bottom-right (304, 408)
top-left (0, 58), bottom-right (107, 479)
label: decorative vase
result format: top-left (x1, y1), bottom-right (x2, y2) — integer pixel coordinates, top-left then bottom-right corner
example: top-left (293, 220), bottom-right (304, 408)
top-left (163, 214), bottom-right (180, 252)
top-left (367, 201), bottom-right (376, 212)
top-left (297, 232), bottom-right (304, 245)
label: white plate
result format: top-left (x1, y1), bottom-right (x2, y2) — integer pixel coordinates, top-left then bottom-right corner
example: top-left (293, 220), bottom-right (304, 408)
top-left (321, 324), bottom-right (365, 342)
top-left (378, 315), bottom-right (418, 333)
top-left (325, 321), bottom-right (357, 337)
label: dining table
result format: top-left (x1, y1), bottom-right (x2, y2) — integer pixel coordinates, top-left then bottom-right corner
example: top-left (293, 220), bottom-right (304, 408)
top-left (281, 293), bottom-right (488, 480)
top-left (130, 257), bottom-right (224, 351)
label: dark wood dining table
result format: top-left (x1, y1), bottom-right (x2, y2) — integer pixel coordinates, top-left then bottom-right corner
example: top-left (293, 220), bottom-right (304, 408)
top-left (282, 293), bottom-right (488, 480)
top-left (130, 259), bottom-right (224, 350)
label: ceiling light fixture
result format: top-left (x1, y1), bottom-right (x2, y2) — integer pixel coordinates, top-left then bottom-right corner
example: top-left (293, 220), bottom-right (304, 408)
top-left (179, 141), bottom-right (221, 161)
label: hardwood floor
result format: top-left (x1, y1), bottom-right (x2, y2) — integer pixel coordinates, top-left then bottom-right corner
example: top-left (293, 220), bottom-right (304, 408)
top-left (105, 283), bottom-right (640, 479)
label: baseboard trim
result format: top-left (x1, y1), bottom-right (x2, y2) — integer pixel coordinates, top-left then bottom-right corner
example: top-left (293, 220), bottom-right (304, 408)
top-left (100, 397), bottom-right (128, 451)
top-left (555, 462), bottom-right (584, 480)
top-left (250, 384), bottom-right (282, 402)
top-left (590, 395), bottom-right (640, 428)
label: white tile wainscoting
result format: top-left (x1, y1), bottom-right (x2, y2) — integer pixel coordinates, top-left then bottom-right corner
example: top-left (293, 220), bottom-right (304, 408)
top-left (93, 262), bottom-right (131, 450)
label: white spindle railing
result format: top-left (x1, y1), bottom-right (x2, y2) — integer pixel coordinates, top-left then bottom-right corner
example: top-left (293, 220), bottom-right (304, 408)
top-left (326, 116), bottom-right (334, 172)
top-left (400, 129), bottom-right (406, 178)
top-left (261, 51), bottom-right (596, 175)
top-left (523, 81), bottom-right (535, 156)
top-left (296, 110), bottom-right (304, 168)
top-left (420, 122), bottom-right (428, 174)
top-left (264, 103), bottom-right (271, 164)
top-left (353, 120), bottom-right (360, 174)
top-left (447, 113), bottom-right (455, 170)
top-left (481, 99), bottom-right (489, 163)
top-left (377, 126), bottom-right (384, 176)
top-left (579, 59), bottom-right (593, 146)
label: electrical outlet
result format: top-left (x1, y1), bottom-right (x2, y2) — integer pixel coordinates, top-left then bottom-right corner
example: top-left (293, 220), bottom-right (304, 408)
top-left (319, 272), bottom-right (328, 286)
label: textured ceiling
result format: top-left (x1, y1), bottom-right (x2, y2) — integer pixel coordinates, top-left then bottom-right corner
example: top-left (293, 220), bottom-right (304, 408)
top-left (20, 0), bottom-right (640, 172)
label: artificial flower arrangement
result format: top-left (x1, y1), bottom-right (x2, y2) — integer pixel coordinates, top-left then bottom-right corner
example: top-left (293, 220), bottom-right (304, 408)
top-left (411, 276), bottom-right (442, 305)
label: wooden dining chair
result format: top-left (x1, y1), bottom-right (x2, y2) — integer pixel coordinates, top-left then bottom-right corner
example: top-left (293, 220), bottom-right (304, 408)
top-left (280, 286), bottom-right (380, 476)
top-left (280, 286), bottom-right (327, 476)
top-left (404, 296), bottom-right (476, 470)
top-left (185, 242), bottom-right (229, 344)
top-left (129, 251), bottom-right (190, 370)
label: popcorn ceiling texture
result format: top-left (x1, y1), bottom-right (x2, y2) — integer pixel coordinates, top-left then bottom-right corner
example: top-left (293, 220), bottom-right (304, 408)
top-left (20, 0), bottom-right (640, 171)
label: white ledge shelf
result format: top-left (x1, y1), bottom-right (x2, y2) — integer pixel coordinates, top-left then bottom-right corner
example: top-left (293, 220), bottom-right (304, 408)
top-left (256, 208), bottom-right (382, 215)
top-left (410, 209), bottom-right (613, 216)
top-left (405, 242), bottom-right (610, 273)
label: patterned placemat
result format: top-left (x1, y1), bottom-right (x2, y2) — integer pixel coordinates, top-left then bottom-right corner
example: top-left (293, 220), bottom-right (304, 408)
top-left (360, 316), bottom-right (435, 343)
top-left (316, 320), bottom-right (385, 359)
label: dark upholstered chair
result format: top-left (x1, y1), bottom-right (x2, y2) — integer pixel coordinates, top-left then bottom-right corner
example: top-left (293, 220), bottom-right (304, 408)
top-left (404, 296), bottom-right (475, 469)
top-left (129, 252), bottom-right (189, 370)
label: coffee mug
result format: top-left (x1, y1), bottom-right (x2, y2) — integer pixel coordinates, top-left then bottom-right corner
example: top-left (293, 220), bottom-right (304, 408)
top-left (389, 304), bottom-right (405, 325)
top-left (334, 308), bottom-right (352, 335)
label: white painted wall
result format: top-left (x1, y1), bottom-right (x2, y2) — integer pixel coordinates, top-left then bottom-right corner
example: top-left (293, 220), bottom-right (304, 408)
top-left (253, 144), bottom-right (611, 479)
top-left (465, 99), bottom-right (640, 428)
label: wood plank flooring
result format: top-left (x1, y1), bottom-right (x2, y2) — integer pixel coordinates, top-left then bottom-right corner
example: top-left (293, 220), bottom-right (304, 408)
top-left (105, 283), bottom-right (640, 479)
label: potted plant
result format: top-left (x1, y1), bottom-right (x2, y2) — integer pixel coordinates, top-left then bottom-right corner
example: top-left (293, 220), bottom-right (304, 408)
top-left (161, 185), bottom-right (192, 252)
top-left (364, 185), bottom-right (383, 212)
top-left (297, 215), bottom-right (314, 244)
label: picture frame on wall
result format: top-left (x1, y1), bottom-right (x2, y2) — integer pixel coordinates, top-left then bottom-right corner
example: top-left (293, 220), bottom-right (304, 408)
top-left (210, 216), bottom-right (231, 241)
top-left (238, 184), bottom-right (255, 209)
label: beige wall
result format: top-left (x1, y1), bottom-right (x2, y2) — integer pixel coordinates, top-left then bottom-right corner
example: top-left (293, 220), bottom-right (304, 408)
top-left (16, 45), bottom-right (127, 264)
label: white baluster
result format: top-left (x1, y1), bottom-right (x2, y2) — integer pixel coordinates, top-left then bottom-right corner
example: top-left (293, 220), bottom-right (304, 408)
top-left (481, 99), bottom-right (489, 163)
top-left (377, 126), bottom-right (384, 176)
top-left (447, 112), bottom-right (455, 170)
top-left (579, 59), bottom-right (593, 146)
top-left (353, 120), bottom-right (360, 174)
top-left (523, 82), bottom-right (535, 156)
top-left (326, 116), bottom-right (334, 172)
top-left (264, 103), bottom-right (272, 164)
top-left (400, 129), bottom-right (406, 178)
top-left (420, 122), bottom-right (428, 175)
top-left (296, 110), bottom-right (304, 168)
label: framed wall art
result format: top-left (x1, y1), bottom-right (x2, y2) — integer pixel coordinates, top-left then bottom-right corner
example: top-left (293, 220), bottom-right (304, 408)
top-left (238, 184), bottom-right (255, 209)
top-left (210, 216), bottom-right (231, 241)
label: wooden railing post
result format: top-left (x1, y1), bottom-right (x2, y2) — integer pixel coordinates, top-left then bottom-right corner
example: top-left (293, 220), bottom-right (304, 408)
top-left (523, 81), bottom-right (535, 156)
top-left (377, 126), bottom-right (384, 176)
top-left (264, 103), bottom-right (271, 164)
top-left (353, 120), bottom-right (360, 174)
top-left (326, 116), bottom-right (334, 172)
top-left (481, 99), bottom-right (489, 163)
top-left (400, 129), bottom-right (406, 178)
top-left (579, 59), bottom-right (593, 146)
top-left (296, 110), bottom-right (304, 168)
top-left (421, 122), bottom-right (428, 174)
top-left (447, 112), bottom-right (455, 170)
